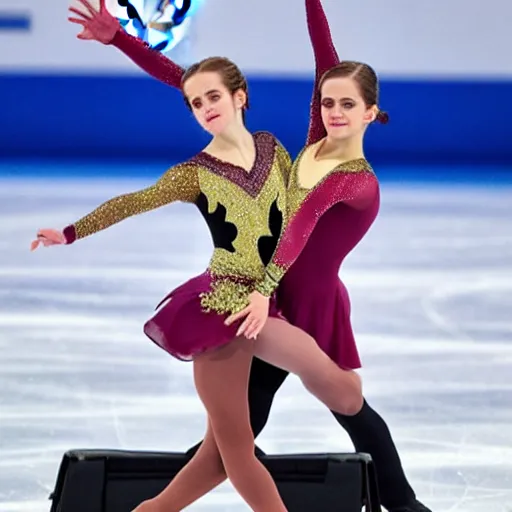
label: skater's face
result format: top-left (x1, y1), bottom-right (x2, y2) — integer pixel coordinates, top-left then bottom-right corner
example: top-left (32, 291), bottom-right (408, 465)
top-left (320, 77), bottom-right (377, 141)
top-left (183, 71), bottom-right (246, 136)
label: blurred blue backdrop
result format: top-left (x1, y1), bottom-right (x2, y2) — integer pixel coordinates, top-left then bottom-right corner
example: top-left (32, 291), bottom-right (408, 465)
top-left (2, 4), bottom-right (512, 511)
top-left (1, 0), bottom-right (511, 169)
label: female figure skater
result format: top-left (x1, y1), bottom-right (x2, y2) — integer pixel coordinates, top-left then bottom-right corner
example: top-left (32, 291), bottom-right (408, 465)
top-left (65, 0), bottom-right (431, 510)
top-left (230, 3), bottom-right (431, 511)
top-left (231, 3), bottom-right (431, 510)
top-left (35, 6), bottom-right (365, 512)
top-left (235, 3), bottom-right (432, 511)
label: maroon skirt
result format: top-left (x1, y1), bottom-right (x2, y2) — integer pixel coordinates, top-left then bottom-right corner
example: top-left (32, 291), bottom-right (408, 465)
top-left (144, 272), bottom-right (283, 361)
top-left (276, 276), bottom-right (362, 370)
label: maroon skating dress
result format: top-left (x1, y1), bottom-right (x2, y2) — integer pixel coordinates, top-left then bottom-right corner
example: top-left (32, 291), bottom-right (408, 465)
top-left (257, 0), bottom-right (381, 370)
top-left (62, 132), bottom-right (291, 361)
top-left (273, 158), bottom-right (379, 370)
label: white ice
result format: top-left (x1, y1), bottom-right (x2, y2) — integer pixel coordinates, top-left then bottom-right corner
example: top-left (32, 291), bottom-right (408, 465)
top-left (1, 175), bottom-right (512, 511)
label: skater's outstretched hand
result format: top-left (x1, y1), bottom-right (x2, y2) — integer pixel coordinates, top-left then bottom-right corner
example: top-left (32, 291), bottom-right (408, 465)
top-left (225, 291), bottom-right (270, 340)
top-left (30, 228), bottom-right (66, 251)
top-left (68, 0), bottom-right (119, 44)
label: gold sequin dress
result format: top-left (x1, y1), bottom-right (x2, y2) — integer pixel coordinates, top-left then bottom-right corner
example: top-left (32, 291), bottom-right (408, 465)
top-left (63, 131), bottom-right (290, 360)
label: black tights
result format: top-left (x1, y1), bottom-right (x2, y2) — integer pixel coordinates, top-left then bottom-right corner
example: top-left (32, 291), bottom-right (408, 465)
top-left (188, 357), bottom-right (416, 510)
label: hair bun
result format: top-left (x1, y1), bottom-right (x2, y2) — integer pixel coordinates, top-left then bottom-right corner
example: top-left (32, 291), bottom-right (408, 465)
top-left (376, 110), bottom-right (389, 124)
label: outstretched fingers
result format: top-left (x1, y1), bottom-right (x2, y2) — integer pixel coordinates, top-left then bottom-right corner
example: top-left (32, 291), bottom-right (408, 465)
top-left (68, 16), bottom-right (87, 27)
top-left (68, 6), bottom-right (92, 21)
top-left (76, 0), bottom-right (100, 17)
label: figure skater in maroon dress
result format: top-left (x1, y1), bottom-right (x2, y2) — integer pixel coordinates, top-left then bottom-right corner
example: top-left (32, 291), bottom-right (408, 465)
top-left (230, 2), bottom-right (431, 510)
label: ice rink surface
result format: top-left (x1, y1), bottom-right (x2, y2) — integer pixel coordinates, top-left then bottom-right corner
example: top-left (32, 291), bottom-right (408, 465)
top-left (1, 167), bottom-right (512, 511)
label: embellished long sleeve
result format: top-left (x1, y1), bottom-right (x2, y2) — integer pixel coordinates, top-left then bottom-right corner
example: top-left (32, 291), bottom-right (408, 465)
top-left (63, 163), bottom-right (200, 243)
top-left (305, 0), bottom-right (340, 145)
top-left (255, 170), bottom-right (378, 296)
top-left (110, 28), bottom-right (184, 88)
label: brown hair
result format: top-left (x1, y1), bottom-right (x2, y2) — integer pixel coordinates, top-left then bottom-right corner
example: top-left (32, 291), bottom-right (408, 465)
top-left (318, 61), bottom-right (389, 124)
top-left (181, 56), bottom-right (250, 114)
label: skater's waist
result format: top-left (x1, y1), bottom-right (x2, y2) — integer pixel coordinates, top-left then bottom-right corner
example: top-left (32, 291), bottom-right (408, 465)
top-left (200, 270), bottom-right (270, 316)
top-left (207, 253), bottom-right (266, 283)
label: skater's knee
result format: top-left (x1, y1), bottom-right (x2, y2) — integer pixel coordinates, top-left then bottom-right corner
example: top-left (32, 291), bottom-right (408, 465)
top-left (342, 387), bottom-right (364, 416)
top-left (302, 368), bottom-right (363, 416)
top-left (210, 415), bottom-right (254, 455)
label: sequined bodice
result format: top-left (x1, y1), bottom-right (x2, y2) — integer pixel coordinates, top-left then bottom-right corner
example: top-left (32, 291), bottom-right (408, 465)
top-left (63, 131), bottom-right (290, 314)
top-left (190, 132), bottom-right (289, 282)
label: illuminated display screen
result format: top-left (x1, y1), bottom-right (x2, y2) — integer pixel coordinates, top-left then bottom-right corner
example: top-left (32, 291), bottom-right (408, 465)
top-left (115, 0), bottom-right (203, 53)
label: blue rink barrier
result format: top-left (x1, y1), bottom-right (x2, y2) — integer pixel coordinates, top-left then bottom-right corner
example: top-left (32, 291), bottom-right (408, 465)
top-left (1, 74), bottom-right (511, 168)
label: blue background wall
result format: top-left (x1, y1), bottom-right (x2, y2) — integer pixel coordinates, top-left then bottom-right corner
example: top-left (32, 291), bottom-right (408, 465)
top-left (2, 74), bottom-right (512, 166)
top-left (1, 0), bottom-right (511, 170)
